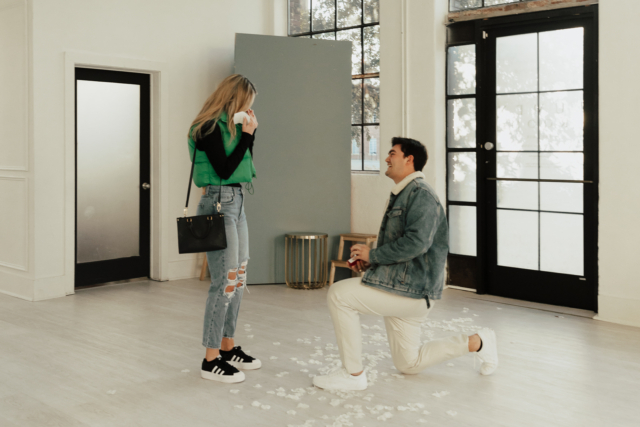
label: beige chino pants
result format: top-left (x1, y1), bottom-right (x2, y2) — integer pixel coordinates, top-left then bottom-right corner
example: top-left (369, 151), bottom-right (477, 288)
top-left (327, 277), bottom-right (469, 374)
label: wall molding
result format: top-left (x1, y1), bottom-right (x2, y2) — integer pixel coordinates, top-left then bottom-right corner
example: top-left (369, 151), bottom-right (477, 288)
top-left (0, 175), bottom-right (28, 271)
top-left (447, 0), bottom-right (599, 23)
top-left (595, 294), bottom-right (640, 329)
top-left (0, 0), bottom-right (29, 172)
top-left (63, 52), bottom-right (170, 295)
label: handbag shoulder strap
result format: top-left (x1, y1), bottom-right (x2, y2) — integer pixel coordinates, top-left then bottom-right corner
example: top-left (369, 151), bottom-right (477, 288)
top-left (184, 146), bottom-right (198, 217)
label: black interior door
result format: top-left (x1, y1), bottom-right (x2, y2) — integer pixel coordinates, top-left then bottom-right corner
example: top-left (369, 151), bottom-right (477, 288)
top-left (75, 68), bottom-right (151, 287)
top-left (476, 8), bottom-right (598, 310)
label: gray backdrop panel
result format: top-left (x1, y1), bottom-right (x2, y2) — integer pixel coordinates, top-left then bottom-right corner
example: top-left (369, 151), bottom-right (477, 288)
top-left (234, 34), bottom-right (352, 284)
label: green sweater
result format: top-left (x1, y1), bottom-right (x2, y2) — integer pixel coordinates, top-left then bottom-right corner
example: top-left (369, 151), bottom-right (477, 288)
top-left (187, 112), bottom-right (257, 187)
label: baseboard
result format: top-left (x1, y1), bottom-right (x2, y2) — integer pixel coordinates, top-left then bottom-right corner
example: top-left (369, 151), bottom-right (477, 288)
top-left (0, 269), bottom-right (33, 301)
top-left (445, 285), bottom-right (477, 293)
top-left (167, 257), bottom-right (204, 281)
top-left (33, 275), bottom-right (71, 301)
top-left (595, 294), bottom-right (640, 328)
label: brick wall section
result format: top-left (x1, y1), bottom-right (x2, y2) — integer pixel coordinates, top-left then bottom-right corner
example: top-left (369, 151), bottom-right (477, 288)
top-left (447, 0), bottom-right (598, 23)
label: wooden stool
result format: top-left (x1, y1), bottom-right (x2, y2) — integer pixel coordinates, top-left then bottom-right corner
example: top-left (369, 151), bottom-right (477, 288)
top-left (200, 255), bottom-right (209, 281)
top-left (329, 233), bottom-right (377, 286)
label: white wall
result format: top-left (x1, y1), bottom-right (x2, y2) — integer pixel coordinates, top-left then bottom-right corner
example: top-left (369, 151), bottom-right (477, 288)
top-left (351, 0), bottom-right (447, 234)
top-left (0, 0), bottom-right (33, 300)
top-left (596, 0), bottom-right (640, 327)
top-left (0, 0), bottom-right (288, 301)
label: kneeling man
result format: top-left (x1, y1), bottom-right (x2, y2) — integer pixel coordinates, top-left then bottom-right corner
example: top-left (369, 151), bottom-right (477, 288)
top-left (313, 137), bottom-right (498, 391)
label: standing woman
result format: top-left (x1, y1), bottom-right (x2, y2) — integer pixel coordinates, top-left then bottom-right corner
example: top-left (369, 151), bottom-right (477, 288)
top-left (188, 74), bottom-right (260, 384)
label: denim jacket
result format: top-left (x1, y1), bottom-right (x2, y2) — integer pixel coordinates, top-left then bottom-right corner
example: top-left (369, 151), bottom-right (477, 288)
top-left (362, 172), bottom-right (449, 301)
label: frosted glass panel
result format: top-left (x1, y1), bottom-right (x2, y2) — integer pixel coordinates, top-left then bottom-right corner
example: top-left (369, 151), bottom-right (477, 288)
top-left (449, 205), bottom-right (476, 256)
top-left (540, 182), bottom-right (583, 213)
top-left (447, 45), bottom-right (476, 95)
top-left (448, 153), bottom-right (476, 202)
top-left (498, 210), bottom-right (538, 270)
top-left (77, 80), bottom-right (140, 263)
top-left (497, 181), bottom-right (538, 210)
top-left (540, 91), bottom-right (584, 151)
top-left (539, 28), bottom-right (584, 91)
top-left (540, 213), bottom-right (583, 275)
top-left (496, 94), bottom-right (538, 151)
top-left (447, 99), bottom-right (476, 149)
top-left (540, 153), bottom-right (583, 180)
top-left (497, 152), bottom-right (538, 179)
top-left (496, 34), bottom-right (537, 94)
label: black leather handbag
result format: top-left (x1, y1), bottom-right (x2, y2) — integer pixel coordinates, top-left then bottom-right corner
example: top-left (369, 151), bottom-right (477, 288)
top-left (176, 147), bottom-right (227, 254)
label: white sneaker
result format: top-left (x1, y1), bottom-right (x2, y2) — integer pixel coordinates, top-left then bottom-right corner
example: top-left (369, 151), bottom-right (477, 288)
top-left (476, 328), bottom-right (498, 375)
top-left (312, 366), bottom-right (368, 391)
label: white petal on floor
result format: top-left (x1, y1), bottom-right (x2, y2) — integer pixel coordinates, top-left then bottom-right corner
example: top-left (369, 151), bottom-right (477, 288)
top-left (273, 342), bottom-right (281, 345)
top-left (267, 391), bottom-right (275, 395)
top-left (447, 410), bottom-right (458, 417)
top-left (297, 403), bottom-right (309, 409)
top-left (251, 401), bottom-right (261, 407)
top-left (418, 419), bottom-right (427, 423)
top-left (244, 324), bottom-right (251, 327)
top-left (106, 390), bottom-right (116, 395)
top-left (432, 391), bottom-right (450, 398)
top-left (230, 389), bottom-right (240, 394)
top-left (247, 335), bottom-right (254, 338)
top-left (253, 384), bottom-right (262, 388)
top-left (270, 356), bottom-right (278, 360)
top-left (261, 405), bottom-right (271, 410)
top-left (287, 410), bottom-right (296, 415)
top-left (300, 369), bottom-right (309, 373)
top-left (447, 363), bottom-right (455, 367)
top-left (422, 410), bottom-right (431, 415)
top-left (234, 405), bottom-right (243, 410)
top-left (318, 396), bottom-right (327, 401)
top-left (181, 369), bottom-right (190, 373)
top-left (497, 307), bottom-right (502, 310)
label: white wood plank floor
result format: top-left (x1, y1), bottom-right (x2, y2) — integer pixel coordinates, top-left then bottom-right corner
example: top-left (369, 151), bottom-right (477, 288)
top-left (1, 279), bottom-right (639, 427)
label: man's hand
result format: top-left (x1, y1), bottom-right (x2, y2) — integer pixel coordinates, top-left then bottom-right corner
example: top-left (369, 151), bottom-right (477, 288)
top-left (351, 244), bottom-right (371, 264)
top-left (349, 260), bottom-right (371, 273)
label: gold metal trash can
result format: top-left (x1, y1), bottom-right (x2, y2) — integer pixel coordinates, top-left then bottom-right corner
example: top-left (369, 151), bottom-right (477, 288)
top-left (285, 232), bottom-right (328, 289)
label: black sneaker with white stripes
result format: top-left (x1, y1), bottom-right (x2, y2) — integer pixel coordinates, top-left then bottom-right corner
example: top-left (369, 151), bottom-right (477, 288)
top-left (201, 356), bottom-right (245, 383)
top-left (220, 346), bottom-right (262, 370)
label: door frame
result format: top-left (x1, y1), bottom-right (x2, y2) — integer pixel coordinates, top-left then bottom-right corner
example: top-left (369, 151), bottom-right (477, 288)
top-left (63, 52), bottom-right (171, 295)
top-left (475, 6), bottom-right (599, 310)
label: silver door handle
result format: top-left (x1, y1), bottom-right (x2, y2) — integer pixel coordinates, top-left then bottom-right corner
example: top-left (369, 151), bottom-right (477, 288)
top-left (484, 142), bottom-right (494, 151)
top-left (142, 183), bottom-right (150, 190)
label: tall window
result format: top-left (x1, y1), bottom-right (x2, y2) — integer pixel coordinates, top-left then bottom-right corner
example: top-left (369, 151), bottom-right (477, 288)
top-left (289, 0), bottom-right (380, 171)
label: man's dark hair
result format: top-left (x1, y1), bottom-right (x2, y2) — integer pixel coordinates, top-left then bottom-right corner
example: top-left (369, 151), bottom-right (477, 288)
top-left (391, 137), bottom-right (428, 171)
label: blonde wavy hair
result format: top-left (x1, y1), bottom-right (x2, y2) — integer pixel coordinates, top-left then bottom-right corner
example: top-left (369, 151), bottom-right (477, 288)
top-left (189, 74), bottom-right (257, 141)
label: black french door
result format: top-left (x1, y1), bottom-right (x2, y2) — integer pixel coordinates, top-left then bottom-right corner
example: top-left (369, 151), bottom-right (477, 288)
top-left (75, 68), bottom-right (151, 287)
top-left (446, 7), bottom-right (598, 311)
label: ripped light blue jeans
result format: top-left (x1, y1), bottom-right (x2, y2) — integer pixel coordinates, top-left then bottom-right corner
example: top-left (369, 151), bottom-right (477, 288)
top-left (197, 185), bottom-right (249, 349)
